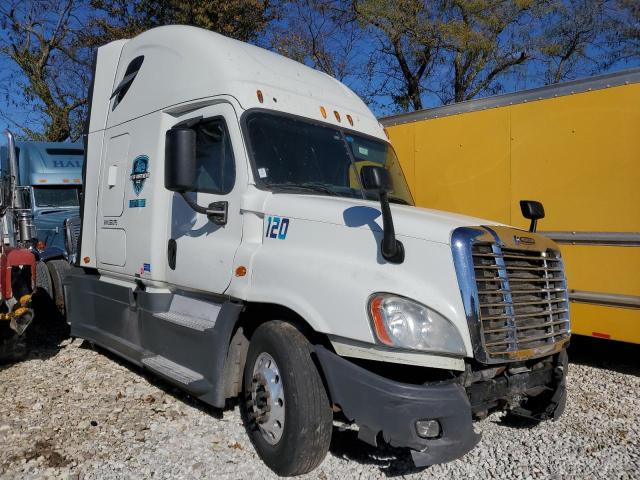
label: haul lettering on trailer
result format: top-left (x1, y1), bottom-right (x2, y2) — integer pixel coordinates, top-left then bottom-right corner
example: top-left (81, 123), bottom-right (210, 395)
top-left (265, 216), bottom-right (290, 240)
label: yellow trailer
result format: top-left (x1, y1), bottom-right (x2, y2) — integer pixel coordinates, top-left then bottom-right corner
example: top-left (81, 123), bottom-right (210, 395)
top-left (381, 68), bottom-right (640, 344)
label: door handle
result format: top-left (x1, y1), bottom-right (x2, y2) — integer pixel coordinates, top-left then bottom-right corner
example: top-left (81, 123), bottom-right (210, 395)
top-left (167, 239), bottom-right (177, 270)
top-left (206, 201), bottom-right (228, 225)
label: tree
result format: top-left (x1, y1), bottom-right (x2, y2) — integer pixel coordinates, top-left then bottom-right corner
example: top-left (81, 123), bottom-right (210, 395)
top-left (271, 0), bottom-right (360, 82)
top-left (353, 0), bottom-right (535, 111)
top-left (88, 0), bottom-right (274, 46)
top-left (613, 0), bottom-right (640, 62)
top-left (537, 0), bottom-right (612, 84)
top-left (355, 0), bottom-right (441, 111)
top-left (437, 0), bottom-right (533, 103)
top-left (0, 0), bottom-right (91, 141)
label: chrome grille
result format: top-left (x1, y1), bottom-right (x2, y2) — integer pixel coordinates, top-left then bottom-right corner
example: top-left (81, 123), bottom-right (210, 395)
top-left (472, 243), bottom-right (570, 359)
top-left (64, 216), bottom-right (81, 257)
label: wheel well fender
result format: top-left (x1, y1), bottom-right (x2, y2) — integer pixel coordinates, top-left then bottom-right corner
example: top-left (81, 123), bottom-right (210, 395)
top-left (37, 246), bottom-right (66, 262)
top-left (221, 301), bottom-right (334, 403)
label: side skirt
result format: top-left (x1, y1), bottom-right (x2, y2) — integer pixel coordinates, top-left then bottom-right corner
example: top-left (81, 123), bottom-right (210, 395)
top-left (64, 272), bottom-right (243, 408)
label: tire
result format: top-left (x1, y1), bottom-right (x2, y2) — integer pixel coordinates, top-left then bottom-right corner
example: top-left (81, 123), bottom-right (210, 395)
top-left (32, 261), bottom-right (59, 322)
top-left (242, 321), bottom-right (332, 476)
top-left (46, 259), bottom-right (72, 314)
top-left (35, 261), bottom-right (53, 298)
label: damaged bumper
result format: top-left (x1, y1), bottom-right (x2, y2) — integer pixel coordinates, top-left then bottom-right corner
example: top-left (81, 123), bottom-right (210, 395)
top-left (315, 346), bottom-right (480, 467)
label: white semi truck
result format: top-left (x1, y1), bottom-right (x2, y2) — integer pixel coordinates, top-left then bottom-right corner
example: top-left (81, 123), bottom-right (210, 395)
top-left (62, 25), bottom-right (570, 476)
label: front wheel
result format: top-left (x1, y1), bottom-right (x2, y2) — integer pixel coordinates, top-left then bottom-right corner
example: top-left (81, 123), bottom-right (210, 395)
top-left (242, 321), bottom-right (333, 476)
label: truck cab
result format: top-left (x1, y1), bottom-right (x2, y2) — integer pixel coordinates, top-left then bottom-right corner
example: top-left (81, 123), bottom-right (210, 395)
top-left (0, 141), bottom-right (83, 255)
top-left (65, 25), bottom-right (570, 476)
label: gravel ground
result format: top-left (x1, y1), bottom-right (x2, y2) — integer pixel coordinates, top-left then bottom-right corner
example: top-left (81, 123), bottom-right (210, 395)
top-left (1, 322), bottom-right (639, 480)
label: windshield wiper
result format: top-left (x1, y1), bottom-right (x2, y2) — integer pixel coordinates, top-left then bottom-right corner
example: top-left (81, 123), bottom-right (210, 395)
top-left (268, 182), bottom-right (339, 196)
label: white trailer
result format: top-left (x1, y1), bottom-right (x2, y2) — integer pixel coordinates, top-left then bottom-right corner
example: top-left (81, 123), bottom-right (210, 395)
top-left (63, 25), bottom-right (570, 476)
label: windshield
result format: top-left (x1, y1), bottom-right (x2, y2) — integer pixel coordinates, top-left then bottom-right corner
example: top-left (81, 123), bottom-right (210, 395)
top-left (245, 112), bottom-right (414, 205)
top-left (33, 186), bottom-right (80, 208)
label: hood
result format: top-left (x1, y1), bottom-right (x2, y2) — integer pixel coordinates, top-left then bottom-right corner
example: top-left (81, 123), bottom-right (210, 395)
top-left (33, 208), bottom-right (79, 252)
top-left (262, 194), bottom-right (501, 245)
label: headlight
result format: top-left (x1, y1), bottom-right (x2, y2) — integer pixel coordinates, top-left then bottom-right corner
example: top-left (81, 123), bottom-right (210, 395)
top-left (368, 293), bottom-right (466, 355)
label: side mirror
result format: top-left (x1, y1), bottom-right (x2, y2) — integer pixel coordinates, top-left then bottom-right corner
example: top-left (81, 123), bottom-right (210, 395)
top-left (360, 165), bottom-right (393, 193)
top-left (520, 200), bottom-right (545, 232)
top-left (165, 128), bottom-right (196, 192)
top-left (164, 127), bottom-right (228, 226)
top-left (359, 165), bottom-right (403, 264)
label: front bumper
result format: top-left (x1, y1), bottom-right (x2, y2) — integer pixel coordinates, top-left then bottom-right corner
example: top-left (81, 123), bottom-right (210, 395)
top-left (315, 346), bottom-right (480, 466)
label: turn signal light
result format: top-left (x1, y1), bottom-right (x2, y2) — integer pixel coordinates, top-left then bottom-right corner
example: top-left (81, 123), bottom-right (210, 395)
top-left (36, 240), bottom-right (45, 251)
top-left (369, 296), bottom-right (392, 345)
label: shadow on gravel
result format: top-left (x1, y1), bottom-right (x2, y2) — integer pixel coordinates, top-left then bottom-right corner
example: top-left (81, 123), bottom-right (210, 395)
top-left (568, 335), bottom-right (640, 377)
top-left (493, 413), bottom-right (540, 429)
top-left (328, 428), bottom-right (427, 477)
top-left (0, 289), bottom-right (69, 371)
top-left (83, 341), bottom-right (224, 420)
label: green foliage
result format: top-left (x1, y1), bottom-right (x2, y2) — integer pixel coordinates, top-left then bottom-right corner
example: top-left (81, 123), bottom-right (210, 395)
top-left (88, 0), bottom-right (273, 45)
top-left (0, 0), bottom-right (273, 141)
top-left (436, 0), bottom-right (533, 102)
top-left (355, 0), bottom-right (440, 110)
top-left (1, 0), bottom-right (638, 137)
top-left (0, 0), bottom-right (91, 141)
top-left (537, 0), bottom-right (611, 84)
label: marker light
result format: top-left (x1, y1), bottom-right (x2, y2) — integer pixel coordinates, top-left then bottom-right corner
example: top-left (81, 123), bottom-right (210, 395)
top-left (83, 256), bottom-right (90, 264)
top-left (256, 90), bottom-right (264, 103)
top-left (235, 266), bottom-right (247, 277)
top-left (368, 293), bottom-right (466, 354)
top-left (320, 106), bottom-right (327, 118)
top-left (36, 240), bottom-right (45, 251)
top-left (346, 114), bottom-right (353, 126)
top-left (334, 111), bottom-right (341, 122)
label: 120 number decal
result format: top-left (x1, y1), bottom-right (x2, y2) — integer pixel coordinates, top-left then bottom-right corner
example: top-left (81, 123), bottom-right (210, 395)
top-left (265, 216), bottom-right (290, 240)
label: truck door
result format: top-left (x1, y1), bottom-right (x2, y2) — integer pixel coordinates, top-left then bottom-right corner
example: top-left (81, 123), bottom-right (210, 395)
top-left (166, 103), bottom-right (244, 294)
top-left (97, 133), bottom-right (129, 266)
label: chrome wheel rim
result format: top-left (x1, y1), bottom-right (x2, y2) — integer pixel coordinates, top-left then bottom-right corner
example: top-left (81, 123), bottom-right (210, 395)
top-left (250, 352), bottom-right (285, 445)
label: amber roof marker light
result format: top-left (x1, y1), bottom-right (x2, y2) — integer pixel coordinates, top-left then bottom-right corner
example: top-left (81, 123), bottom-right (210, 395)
top-left (320, 106), bottom-right (327, 119)
top-left (256, 90), bottom-right (264, 103)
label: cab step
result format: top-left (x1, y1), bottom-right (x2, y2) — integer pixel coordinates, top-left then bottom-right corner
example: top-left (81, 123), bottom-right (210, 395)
top-left (152, 311), bottom-right (215, 331)
top-left (142, 355), bottom-right (210, 391)
top-left (150, 294), bottom-right (221, 332)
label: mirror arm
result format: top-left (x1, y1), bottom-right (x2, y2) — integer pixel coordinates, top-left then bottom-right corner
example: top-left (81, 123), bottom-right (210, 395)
top-left (529, 219), bottom-right (537, 233)
top-left (378, 190), bottom-right (404, 264)
top-left (179, 192), bottom-right (228, 225)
